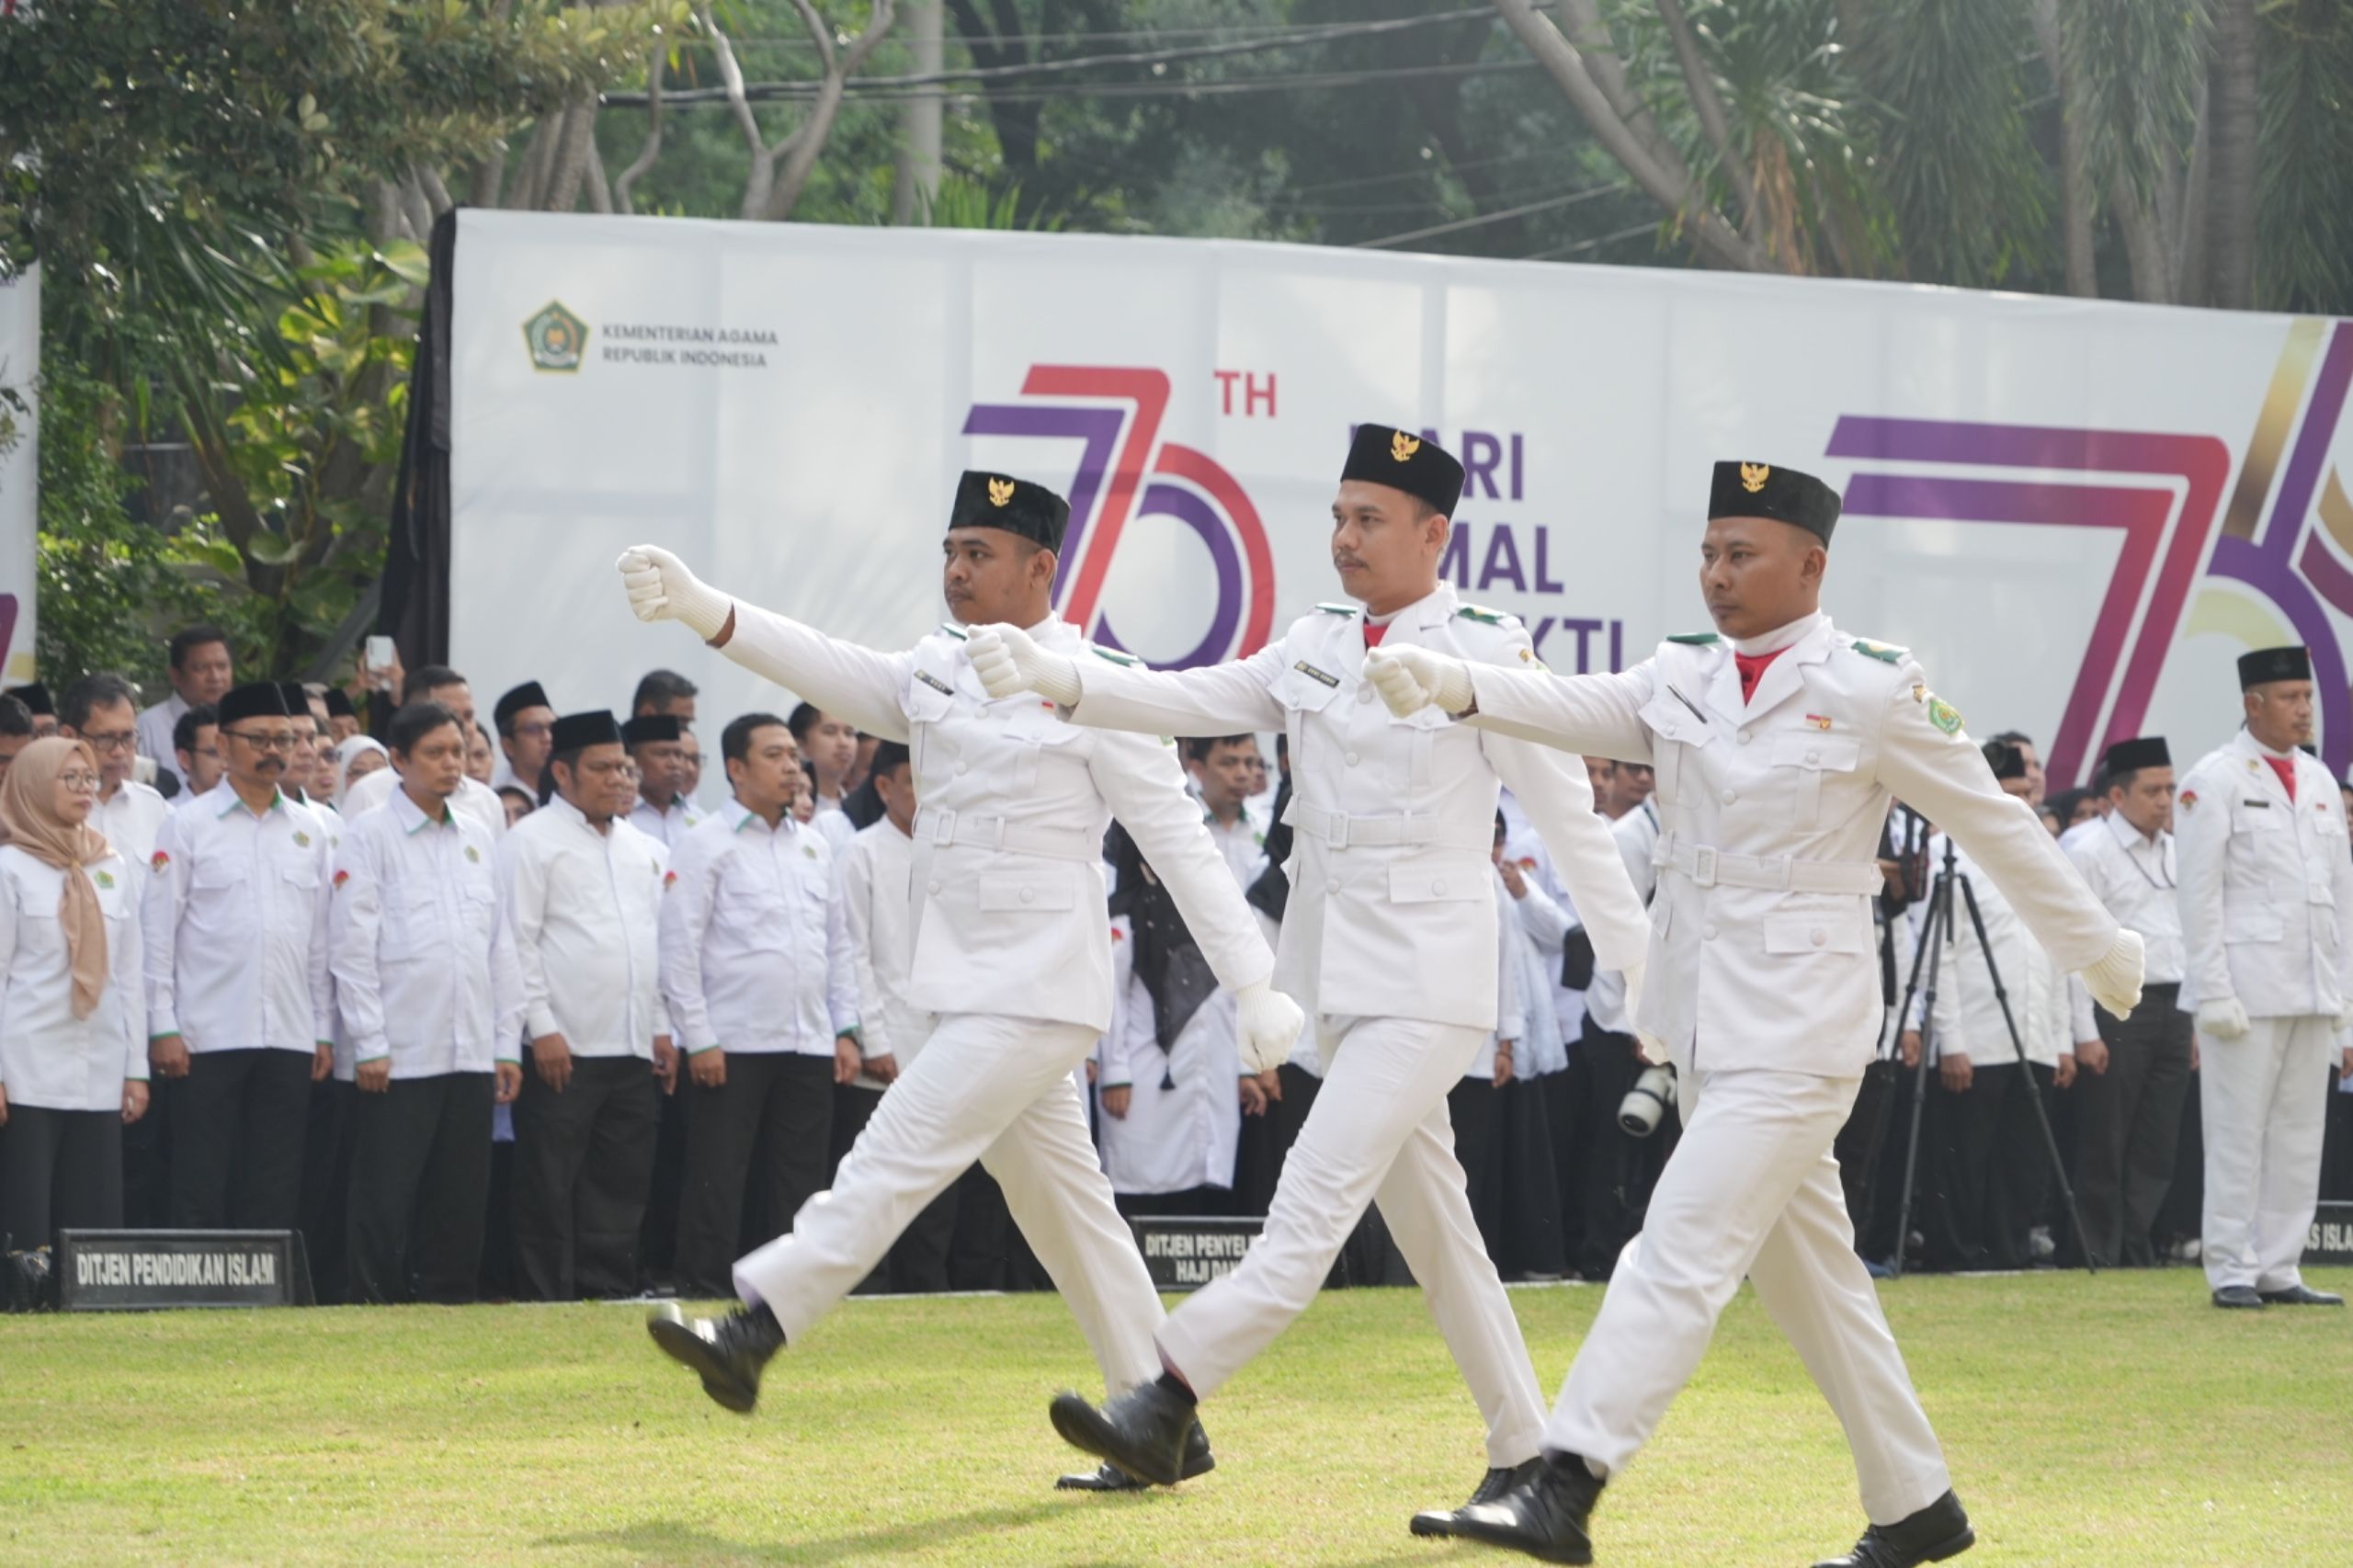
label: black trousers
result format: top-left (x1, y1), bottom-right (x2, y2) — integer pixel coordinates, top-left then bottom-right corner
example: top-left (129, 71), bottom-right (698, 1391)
top-left (299, 1079), bottom-right (358, 1305)
top-left (1498, 1074), bottom-right (1566, 1278)
top-left (0, 1104), bottom-right (123, 1251)
top-left (1835, 1057), bottom-right (1900, 1253)
top-left (674, 1053), bottom-right (834, 1299)
top-left (1544, 1062), bottom-right (1586, 1271)
top-left (119, 1075), bottom-right (174, 1228)
top-left (637, 1077), bottom-right (689, 1288)
top-left (2072, 986), bottom-right (2193, 1267)
top-left (1572, 1018), bottom-right (1669, 1280)
top-left (1448, 1077), bottom-right (1506, 1267)
top-left (2322, 1069), bottom-right (2353, 1202)
top-left (1116, 1186), bottom-right (1233, 1219)
top-left (347, 1073), bottom-right (495, 1304)
top-left (481, 1136), bottom-right (518, 1300)
top-left (1927, 1062), bottom-right (2058, 1271)
top-left (171, 1049), bottom-right (314, 1231)
top-left (512, 1055), bottom-right (660, 1301)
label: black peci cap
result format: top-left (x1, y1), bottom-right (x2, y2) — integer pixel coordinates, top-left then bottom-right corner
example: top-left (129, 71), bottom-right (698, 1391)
top-left (324, 687), bottom-right (357, 721)
top-left (620, 714), bottom-right (681, 747)
top-left (6, 683), bottom-right (52, 717)
top-left (2237, 645), bottom-right (2311, 689)
top-left (2101, 735), bottom-right (2171, 776)
top-left (217, 682), bottom-right (291, 729)
top-left (948, 471), bottom-right (1070, 551)
top-left (1709, 460), bottom-right (1842, 543)
top-left (1340, 423), bottom-right (1464, 517)
top-left (550, 710), bottom-right (623, 753)
top-left (494, 680), bottom-right (551, 729)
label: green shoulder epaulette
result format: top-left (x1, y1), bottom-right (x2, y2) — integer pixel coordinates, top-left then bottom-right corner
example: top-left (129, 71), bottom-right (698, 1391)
top-left (1091, 644), bottom-right (1141, 668)
top-left (1665, 631), bottom-right (1720, 645)
top-left (938, 622), bottom-right (969, 642)
top-left (1314, 602), bottom-right (1358, 618)
top-left (1847, 638), bottom-right (1906, 665)
top-left (1456, 603), bottom-right (1515, 627)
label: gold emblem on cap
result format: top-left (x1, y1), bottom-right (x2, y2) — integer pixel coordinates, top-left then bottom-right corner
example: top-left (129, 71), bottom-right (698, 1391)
top-left (1392, 431), bottom-right (1421, 462)
top-left (987, 477), bottom-right (1015, 507)
top-left (1740, 461), bottom-right (1770, 494)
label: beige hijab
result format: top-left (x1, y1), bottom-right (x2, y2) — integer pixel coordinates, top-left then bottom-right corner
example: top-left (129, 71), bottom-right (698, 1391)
top-left (1, 736), bottom-right (112, 1017)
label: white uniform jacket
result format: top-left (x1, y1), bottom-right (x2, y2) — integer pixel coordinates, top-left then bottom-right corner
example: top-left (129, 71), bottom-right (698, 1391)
top-left (1462, 612), bottom-right (2119, 1077)
top-left (0, 847), bottom-right (145, 1111)
top-left (658, 802), bottom-right (858, 1057)
top-left (713, 608), bottom-right (1272, 1034)
top-left (328, 788), bottom-right (525, 1077)
top-left (142, 784), bottom-right (335, 1052)
top-left (1063, 585), bottom-right (1648, 1031)
top-left (2176, 729), bottom-right (2353, 1018)
top-left (496, 797), bottom-right (668, 1057)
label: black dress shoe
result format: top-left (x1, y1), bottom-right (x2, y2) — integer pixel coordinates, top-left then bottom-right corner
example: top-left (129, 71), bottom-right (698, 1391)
top-left (2258, 1284), bottom-right (2345, 1306)
top-left (1054, 1418), bottom-right (1215, 1490)
top-left (1450, 1451), bottom-right (1604, 1564)
top-left (2211, 1285), bottom-right (2267, 1310)
top-left (1409, 1457), bottom-right (1541, 1538)
top-left (646, 1301), bottom-right (785, 1413)
top-left (1048, 1379), bottom-right (1196, 1486)
top-left (1812, 1489), bottom-right (1975, 1568)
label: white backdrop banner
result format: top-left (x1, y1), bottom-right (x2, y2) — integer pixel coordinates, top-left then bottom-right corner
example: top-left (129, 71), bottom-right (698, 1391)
top-left (0, 263), bottom-right (36, 687)
top-left (449, 211), bottom-right (2353, 788)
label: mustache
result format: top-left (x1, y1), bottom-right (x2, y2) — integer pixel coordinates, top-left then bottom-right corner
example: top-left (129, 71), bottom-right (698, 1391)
top-left (1333, 553), bottom-right (1366, 570)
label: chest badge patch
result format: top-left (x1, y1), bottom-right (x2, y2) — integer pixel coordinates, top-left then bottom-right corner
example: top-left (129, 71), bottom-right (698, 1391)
top-left (803, 844), bottom-right (818, 859)
top-left (464, 845), bottom-right (481, 863)
top-left (1292, 660), bottom-right (1340, 689)
top-left (150, 850), bottom-right (170, 873)
top-left (333, 869), bottom-right (350, 890)
top-left (1804, 713), bottom-right (1833, 731)
top-left (94, 869), bottom-right (115, 890)
top-left (915, 670), bottom-right (954, 697)
top-left (293, 830), bottom-right (313, 848)
top-left (2179, 790), bottom-right (2199, 812)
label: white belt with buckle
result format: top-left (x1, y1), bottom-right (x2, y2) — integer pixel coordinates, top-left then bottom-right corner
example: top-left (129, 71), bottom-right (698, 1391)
top-left (1284, 800), bottom-right (1491, 853)
top-left (1655, 832), bottom-right (1883, 895)
top-left (915, 805), bottom-right (1099, 863)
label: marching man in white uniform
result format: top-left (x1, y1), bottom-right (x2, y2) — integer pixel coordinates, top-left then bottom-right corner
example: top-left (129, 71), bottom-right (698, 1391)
top-left (619, 472), bottom-right (1300, 1490)
top-left (967, 426), bottom-right (1651, 1533)
top-left (1364, 460), bottom-right (2146, 1567)
top-left (2176, 645), bottom-right (2353, 1310)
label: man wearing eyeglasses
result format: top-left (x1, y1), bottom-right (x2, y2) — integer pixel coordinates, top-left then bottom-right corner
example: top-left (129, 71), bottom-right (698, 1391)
top-left (141, 681), bottom-right (336, 1232)
top-left (491, 681), bottom-right (557, 796)
top-left (61, 673), bottom-right (171, 868)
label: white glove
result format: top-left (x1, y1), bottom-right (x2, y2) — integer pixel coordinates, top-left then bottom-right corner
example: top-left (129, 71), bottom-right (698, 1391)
top-left (1620, 959), bottom-right (1646, 1028)
top-left (1365, 643), bottom-right (1475, 718)
top-left (966, 622), bottom-right (1080, 707)
top-left (2196, 996), bottom-right (2251, 1041)
top-left (1233, 978), bottom-right (1304, 1075)
top-left (617, 544), bottom-right (732, 643)
top-left (2077, 928), bottom-right (2145, 1022)
top-left (2336, 999), bottom-right (2353, 1035)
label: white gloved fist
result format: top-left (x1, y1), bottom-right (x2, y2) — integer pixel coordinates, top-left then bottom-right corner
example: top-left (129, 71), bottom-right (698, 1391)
top-left (2078, 928), bottom-right (2145, 1022)
top-left (1365, 644), bottom-right (1474, 718)
top-left (2335, 1000), bottom-right (2353, 1035)
top-left (2196, 995), bottom-right (2251, 1041)
top-left (1620, 959), bottom-right (1646, 1029)
top-left (1234, 979), bottom-right (1305, 1075)
top-left (966, 622), bottom-right (1080, 707)
top-left (617, 544), bottom-right (732, 643)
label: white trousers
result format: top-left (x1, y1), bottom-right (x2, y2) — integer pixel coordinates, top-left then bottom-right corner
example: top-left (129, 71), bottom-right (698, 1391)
top-left (734, 1012), bottom-right (1164, 1395)
top-left (1156, 1016), bottom-right (1547, 1467)
top-left (2201, 1014), bottom-right (2335, 1293)
top-left (1544, 1069), bottom-right (1951, 1527)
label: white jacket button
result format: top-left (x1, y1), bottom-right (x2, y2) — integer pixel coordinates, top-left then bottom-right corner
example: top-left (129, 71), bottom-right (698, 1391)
top-left (1720, 788), bottom-right (1737, 805)
top-left (1357, 687), bottom-right (1374, 704)
top-left (1810, 927), bottom-right (1826, 947)
top-left (1345, 751), bottom-right (1360, 767)
top-left (1432, 879), bottom-right (1448, 896)
top-left (1326, 878), bottom-right (1342, 894)
top-left (1738, 732), bottom-right (1753, 746)
top-left (1703, 924), bottom-right (1720, 940)
top-left (926, 881), bottom-right (941, 895)
top-left (1020, 888), bottom-right (1035, 905)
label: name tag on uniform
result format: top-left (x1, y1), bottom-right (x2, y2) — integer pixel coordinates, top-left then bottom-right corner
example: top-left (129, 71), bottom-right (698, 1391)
top-left (2241, 798), bottom-right (2271, 809)
top-left (915, 671), bottom-right (953, 696)
top-left (1292, 661), bottom-right (1340, 688)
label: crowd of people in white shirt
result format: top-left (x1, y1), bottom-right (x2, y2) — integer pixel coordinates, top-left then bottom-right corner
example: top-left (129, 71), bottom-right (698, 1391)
top-left (1, 622), bottom-right (2347, 1308)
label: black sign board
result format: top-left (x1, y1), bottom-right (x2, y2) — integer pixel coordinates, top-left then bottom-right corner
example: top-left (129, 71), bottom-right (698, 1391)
top-left (1131, 1216), bottom-right (1263, 1291)
top-left (54, 1230), bottom-right (312, 1312)
top-left (2304, 1201), bottom-right (2353, 1267)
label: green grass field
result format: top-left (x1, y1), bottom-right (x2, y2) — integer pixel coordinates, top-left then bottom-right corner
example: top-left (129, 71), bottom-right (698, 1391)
top-left (3, 1267), bottom-right (2347, 1566)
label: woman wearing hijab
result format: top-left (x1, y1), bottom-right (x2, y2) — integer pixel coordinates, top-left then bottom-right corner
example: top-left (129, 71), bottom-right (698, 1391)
top-left (0, 737), bottom-right (148, 1260)
top-left (331, 735), bottom-right (390, 810)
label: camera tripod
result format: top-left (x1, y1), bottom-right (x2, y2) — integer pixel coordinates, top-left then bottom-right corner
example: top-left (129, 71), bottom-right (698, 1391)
top-left (1887, 833), bottom-right (2094, 1279)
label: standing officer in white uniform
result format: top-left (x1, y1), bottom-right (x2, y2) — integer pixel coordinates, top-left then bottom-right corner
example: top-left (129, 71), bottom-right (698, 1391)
top-left (1366, 460), bottom-right (2145, 1568)
top-left (2177, 645), bottom-right (2353, 1309)
top-left (142, 681), bottom-right (336, 1233)
top-left (329, 700), bottom-right (525, 1303)
top-left (659, 710), bottom-right (860, 1300)
top-left (2062, 734), bottom-right (2191, 1268)
top-left (619, 472), bottom-right (1296, 1491)
top-left (967, 426), bottom-right (1650, 1530)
